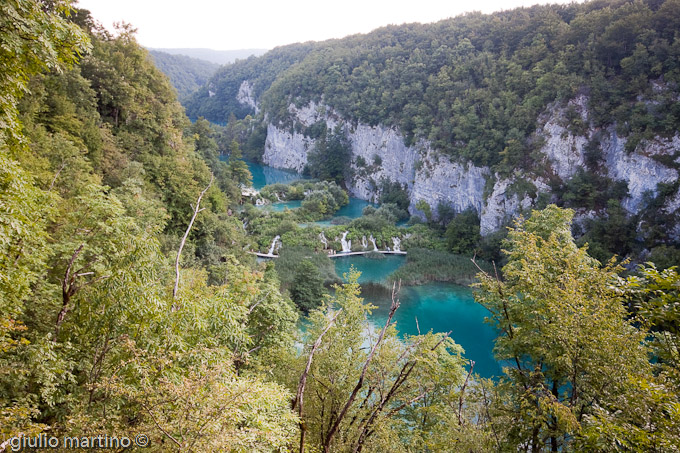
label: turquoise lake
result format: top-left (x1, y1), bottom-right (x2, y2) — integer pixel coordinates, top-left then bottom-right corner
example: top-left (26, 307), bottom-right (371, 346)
top-left (333, 256), bottom-right (501, 379)
top-left (244, 161), bottom-right (376, 220)
top-left (247, 160), bottom-right (303, 189)
top-left (241, 160), bottom-right (501, 378)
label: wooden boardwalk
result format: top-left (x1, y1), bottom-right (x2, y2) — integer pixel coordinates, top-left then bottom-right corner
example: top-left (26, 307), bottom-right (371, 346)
top-left (251, 250), bottom-right (407, 259)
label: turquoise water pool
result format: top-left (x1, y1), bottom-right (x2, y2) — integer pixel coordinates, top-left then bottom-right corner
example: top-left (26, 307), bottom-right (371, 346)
top-left (334, 255), bottom-right (501, 378)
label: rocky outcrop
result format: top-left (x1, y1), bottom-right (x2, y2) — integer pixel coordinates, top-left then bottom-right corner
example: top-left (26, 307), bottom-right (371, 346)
top-left (263, 99), bottom-right (679, 236)
top-left (410, 154), bottom-right (489, 216)
top-left (480, 177), bottom-right (551, 235)
top-left (237, 80), bottom-right (259, 113)
top-left (537, 95), bottom-right (679, 215)
top-left (540, 95), bottom-right (588, 180)
top-left (263, 124), bottom-right (312, 172)
top-left (601, 132), bottom-right (678, 213)
top-left (348, 125), bottom-right (420, 201)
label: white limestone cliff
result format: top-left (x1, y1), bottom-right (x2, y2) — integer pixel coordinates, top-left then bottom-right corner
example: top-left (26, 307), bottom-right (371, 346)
top-left (261, 99), bottom-right (679, 236)
top-left (236, 80), bottom-right (259, 113)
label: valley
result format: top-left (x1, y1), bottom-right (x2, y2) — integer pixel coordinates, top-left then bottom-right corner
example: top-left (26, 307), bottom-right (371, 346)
top-left (2, 0), bottom-right (680, 450)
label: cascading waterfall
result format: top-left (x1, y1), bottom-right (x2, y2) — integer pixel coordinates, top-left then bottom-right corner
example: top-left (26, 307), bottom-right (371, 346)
top-left (275, 192), bottom-right (282, 202)
top-left (361, 235), bottom-right (368, 249)
top-left (392, 236), bottom-right (402, 252)
top-left (319, 231), bottom-right (328, 249)
top-left (255, 198), bottom-right (266, 206)
top-left (268, 235), bottom-right (281, 255)
top-left (369, 235), bottom-right (378, 251)
top-left (340, 231), bottom-right (352, 253)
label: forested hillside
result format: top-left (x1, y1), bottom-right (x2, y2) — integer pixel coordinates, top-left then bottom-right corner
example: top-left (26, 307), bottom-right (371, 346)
top-left (188, 0), bottom-right (680, 171)
top-left (2, 1), bottom-right (680, 451)
top-left (148, 50), bottom-right (219, 99)
top-left (1, 3), bottom-right (298, 449)
top-left (151, 47), bottom-right (268, 65)
top-left (185, 0), bottom-right (680, 264)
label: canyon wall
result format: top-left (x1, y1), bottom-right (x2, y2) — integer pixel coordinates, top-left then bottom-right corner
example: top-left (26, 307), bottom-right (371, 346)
top-left (255, 94), bottom-right (679, 235)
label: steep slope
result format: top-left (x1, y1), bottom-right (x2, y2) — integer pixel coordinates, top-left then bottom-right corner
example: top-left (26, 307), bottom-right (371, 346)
top-left (151, 47), bottom-right (267, 65)
top-left (148, 50), bottom-right (219, 99)
top-left (186, 0), bottom-right (680, 254)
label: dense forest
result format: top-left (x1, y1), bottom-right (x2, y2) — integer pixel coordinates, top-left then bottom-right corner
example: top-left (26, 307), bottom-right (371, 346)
top-left (185, 0), bottom-right (680, 266)
top-left (187, 0), bottom-right (680, 172)
top-left (148, 50), bottom-right (219, 100)
top-left (151, 47), bottom-right (268, 65)
top-left (1, 0), bottom-right (680, 452)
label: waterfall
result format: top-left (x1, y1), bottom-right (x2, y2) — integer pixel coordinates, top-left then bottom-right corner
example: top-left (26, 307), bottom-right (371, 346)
top-left (255, 198), bottom-right (266, 206)
top-left (392, 237), bottom-right (402, 252)
top-left (275, 192), bottom-right (282, 202)
top-left (369, 235), bottom-right (378, 251)
top-left (242, 220), bottom-right (248, 231)
top-left (268, 235), bottom-right (281, 255)
top-left (319, 231), bottom-right (328, 249)
top-left (361, 235), bottom-right (368, 249)
top-left (340, 231), bottom-right (352, 253)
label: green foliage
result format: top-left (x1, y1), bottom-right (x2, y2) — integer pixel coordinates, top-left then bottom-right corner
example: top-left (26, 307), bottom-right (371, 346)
top-left (558, 168), bottom-right (629, 210)
top-left (415, 199), bottom-right (433, 222)
top-left (648, 245), bottom-right (680, 270)
top-left (189, 0), bottom-right (680, 175)
top-left (274, 246), bottom-right (338, 288)
top-left (254, 180), bottom-right (348, 227)
top-left (303, 125), bottom-right (352, 183)
top-left (475, 205), bottom-right (667, 450)
top-left (0, 7), bottom-right (300, 445)
top-left (0, 0), bottom-right (90, 147)
top-left (576, 199), bottom-right (637, 262)
top-left (289, 260), bottom-right (328, 313)
top-left (4, 2), bottom-right (680, 449)
top-left (389, 248), bottom-right (491, 286)
top-left (445, 208), bottom-right (481, 254)
top-left (149, 50), bottom-right (219, 100)
top-left (401, 223), bottom-right (448, 251)
top-left (378, 181), bottom-right (410, 215)
top-left (226, 139), bottom-right (253, 187)
top-left (286, 271), bottom-right (468, 451)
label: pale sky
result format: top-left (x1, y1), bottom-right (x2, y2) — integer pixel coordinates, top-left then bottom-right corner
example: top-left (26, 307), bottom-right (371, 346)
top-left (75, 0), bottom-right (581, 50)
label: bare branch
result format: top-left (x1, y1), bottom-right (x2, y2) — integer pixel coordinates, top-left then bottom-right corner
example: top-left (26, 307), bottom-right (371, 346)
top-left (55, 244), bottom-right (85, 338)
top-left (458, 360), bottom-right (476, 425)
top-left (142, 402), bottom-right (183, 448)
top-left (353, 331), bottom-right (451, 452)
top-left (323, 280), bottom-right (401, 452)
top-left (247, 291), bottom-right (271, 314)
top-left (48, 160), bottom-right (69, 191)
top-left (173, 174), bottom-right (214, 301)
top-left (294, 309), bottom-right (342, 453)
top-left (471, 252), bottom-right (490, 277)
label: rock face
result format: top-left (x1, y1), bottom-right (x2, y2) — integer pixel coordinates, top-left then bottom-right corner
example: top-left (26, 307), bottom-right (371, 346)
top-left (236, 80), bottom-right (259, 113)
top-left (537, 95), bottom-right (679, 215)
top-left (262, 99), bottom-right (679, 235)
top-left (601, 131), bottom-right (678, 213)
top-left (540, 95), bottom-right (589, 180)
top-left (410, 155), bottom-right (489, 217)
top-left (480, 177), bottom-right (551, 236)
top-left (263, 124), bottom-right (311, 172)
top-left (347, 124), bottom-right (420, 201)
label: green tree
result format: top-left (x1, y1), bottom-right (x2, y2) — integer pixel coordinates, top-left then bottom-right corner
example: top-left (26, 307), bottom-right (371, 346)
top-left (304, 126), bottom-right (351, 184)
top-left (0, 0), bottom-right (89, 147)
top-left (475, 205), bottom-right (652, 451)
top-left (290, 260), bottom-right (327, 313)
top-left (227, 139), bottom-right (253, 187)
top-left (415, 199), bottom-right (433, 223)
top-left (445, 208), bottom-right (481, 254)
top-left (288, 270), bottom-right (468, 452)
